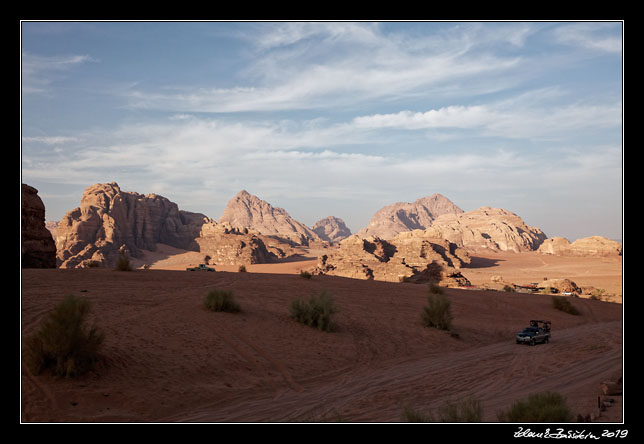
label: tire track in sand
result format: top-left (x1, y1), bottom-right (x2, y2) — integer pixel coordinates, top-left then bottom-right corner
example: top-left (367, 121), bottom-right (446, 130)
top-left (210, 325), bottom-right (303, 397)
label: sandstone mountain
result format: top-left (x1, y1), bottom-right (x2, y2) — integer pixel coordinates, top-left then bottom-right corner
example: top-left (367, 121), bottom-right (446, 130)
top-left (424, 207), bottom-right (547, 253)
top-left (538, 236), bottom-right (622, 257)
top-left (219, 190), bottom-right (320, 246)
top-left (357, 193), bottom-right (463, 239)
top-left (22, 184), bottom-right (56, 268)
top-left (315, 231), bottom-right (471, 287)
top-left (312, 216), bottom-right (352, 244)
top-left (55, 182), bottom-right (293, 268)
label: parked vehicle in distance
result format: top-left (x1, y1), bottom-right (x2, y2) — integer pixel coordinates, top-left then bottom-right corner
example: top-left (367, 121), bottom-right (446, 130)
top-left (186, 264), bottom-right (216, 272)
top-left (516, 320), bottom-right (551, 345)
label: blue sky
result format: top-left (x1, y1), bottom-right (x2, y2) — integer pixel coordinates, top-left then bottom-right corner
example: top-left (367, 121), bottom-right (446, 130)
top-left (21, 21), bottom-right (623, 241)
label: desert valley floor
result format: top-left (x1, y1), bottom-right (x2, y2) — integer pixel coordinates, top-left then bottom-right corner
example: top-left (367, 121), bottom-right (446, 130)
top-left (21, 250), bottom-right (623, 423)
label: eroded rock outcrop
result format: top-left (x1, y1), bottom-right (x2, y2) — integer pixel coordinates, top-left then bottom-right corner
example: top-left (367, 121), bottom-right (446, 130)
top-left (314, 231), bottom-right (471, 287)
top-left (22, 184), bottom-right (56, 268)
top-left (357, 193), bottom-right (463, 239)
top-left (424, 207), bottom-right (547, 252)
top-left (56, 183), bottom-right (295, 268)
top-left (219, 190), bottom-right (320, 246)
top-left (56, 182), bottom-right (211, 268)
top-left (312, 216), bottom-right (352, 244)
top-left (538, 236), bottom-right (622, 257)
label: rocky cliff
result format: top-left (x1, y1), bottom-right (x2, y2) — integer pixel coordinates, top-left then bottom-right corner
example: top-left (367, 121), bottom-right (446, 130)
top-left (538, 236), bottom-right (622, 257)
top-left (424, 207), bottom-right (547, 252)
top-left (56, 182), bottom-right (211, 268)
top-left (312, 216), bottom-right (352, 244)
top-left (55, 183), bottom-right (295, 268)
top-left (22, 184), bottom-right (56, 268)
top-left (219, 190), bottom-right (320, 246)
top-left (357, 193), bottom-right (463, 239)
top-left (315, 231), bottom-right (471, 286)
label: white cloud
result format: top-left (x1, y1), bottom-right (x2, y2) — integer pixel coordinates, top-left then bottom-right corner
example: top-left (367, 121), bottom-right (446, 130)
top-left (124, 23), bottom-right (524, 113)
top-left (22, 136), bottom-right (79, 145)
top-left (351, 94), bottom-right (621, 140)
top-left (22, 52), bottom-right (97, 94)
top-left (553, 23), bottom-right (622, 53)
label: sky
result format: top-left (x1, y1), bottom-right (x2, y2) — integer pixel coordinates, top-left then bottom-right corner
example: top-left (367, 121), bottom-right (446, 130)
top-left (21, 21), bottom-right (623, 241)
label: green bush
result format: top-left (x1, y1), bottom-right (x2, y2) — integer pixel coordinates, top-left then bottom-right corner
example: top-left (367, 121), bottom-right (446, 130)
top-left (552, 296), bottom-right (580, 315)
top-left (238, 265), bottom-right (247, 272)
top-left (438, 396), bottom-right (483, 422)
top-left (24, 295), bottom-right (104, 378)
top-left (497, 391), bottom-right (574, 423)
top-left (421, 286), bottom-right (452, 331)
top-left (299, 270), bottom-right (312, 279)
top-left (428, 282), bottom-right (444, 295)
top-left (290, 290), bottom-right (338, 332)
top-left (204, 289), bottom-right (241, 313)
top-left (115, 252), bottom-right (132, 271)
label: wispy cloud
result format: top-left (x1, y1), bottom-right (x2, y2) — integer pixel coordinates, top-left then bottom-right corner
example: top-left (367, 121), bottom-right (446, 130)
top-left (124, 23), bottom-right (525, 113)
top-left (21, 136), bottom-right (80, 145)
top-left (352, 93), bottom-right (621, 139)
top-left (22, 51), bottom-right (97, 94)
top-left (553, 22), bottom-right (622, 53)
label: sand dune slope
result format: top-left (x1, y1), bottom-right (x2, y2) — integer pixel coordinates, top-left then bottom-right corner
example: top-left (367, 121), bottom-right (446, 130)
top-left (21, 269), bottom-right (622, 422)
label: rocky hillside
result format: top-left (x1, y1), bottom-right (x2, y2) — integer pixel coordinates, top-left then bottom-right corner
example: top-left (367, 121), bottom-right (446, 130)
top-left (538, 236), bottom-right (622, 257)
top-left (357, 193), bottom-right (463, 239)
top-left (312, 216), bottom-right (352, 244)
top-left (22, 184), bottom-right (56, 268)
top-left (424, 207), bottom-right (547, 252)
top-left (55, 183), bottom-right (291, 268)
top-left (315, 231), bottom-right (471, 286)
top-left (219, 190), bottom-right (320, 246)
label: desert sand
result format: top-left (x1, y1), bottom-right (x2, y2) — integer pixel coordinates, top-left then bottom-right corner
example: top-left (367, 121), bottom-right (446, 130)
top-left (21, 256), bottom-right (622, 423)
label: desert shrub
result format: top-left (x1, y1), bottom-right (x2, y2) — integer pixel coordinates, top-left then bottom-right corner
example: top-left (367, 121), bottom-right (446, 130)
top-left (438, 396), bottom-right (483, 422)
top-left (503, 285), bottom-right (515, 292)
top-left (590, 288), bottom-right (606, 301)
top-left (23, 295), bottom-right (104, 378)
top-left (552, 296), bottom-right (580, 315)
top-left (238, 265), bottom-right (247, 272)
top-left (497, 391), bottom-right (574, 423)
top-left (204, 289), bottom-right (241, 313)
top-left (85, 261), bottom-right (100, 268)
top-left (401, 405), bottom-right (434, 422)
top-left (290, 290), bottom-right (338, 332)
top-left (421, 287), bottom-right (452, 331)
top-left (299, 270), bottom-right (312, 279)
top-left (115, 252), bottom-right (132, 271)
top-left (428, 282), bottom-right (444, 295)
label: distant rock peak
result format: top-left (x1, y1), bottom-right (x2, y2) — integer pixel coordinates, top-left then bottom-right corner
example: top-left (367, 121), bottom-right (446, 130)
top-left (357, 193), bottom-right (463, 239)
top-left (219, 190), bottom-right (319, 246)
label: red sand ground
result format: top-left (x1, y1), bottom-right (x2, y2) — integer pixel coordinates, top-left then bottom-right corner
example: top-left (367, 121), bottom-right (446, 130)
top-left (21, 262), bottom-right (623, 423)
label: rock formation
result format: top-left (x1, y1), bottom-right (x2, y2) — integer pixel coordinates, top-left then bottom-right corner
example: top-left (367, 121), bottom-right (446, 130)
top-left (314, 231), bottom-right (471, 287)
top-left (357, 193), bottom-right (463, 239)
top-left (538, 236), bottom-right (622, 257)
top-left (219, 190), bottom-right (320, 246)
top-left (424, 207), bottom-right (547, 252)
top-left (55, 182), bottom-right (290, 268)
top-left (195, 223), bottom-right (279, 265)
top-left (22, 184), bottom-right (56, 268)
top-left (540, 278), bottom-right (582, 295)
top-left (312, 216), bottom-right (352, 244)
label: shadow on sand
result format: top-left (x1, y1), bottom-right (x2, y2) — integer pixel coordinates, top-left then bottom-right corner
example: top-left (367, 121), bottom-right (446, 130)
top-left (465, 256), bottom-right (505, 269)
